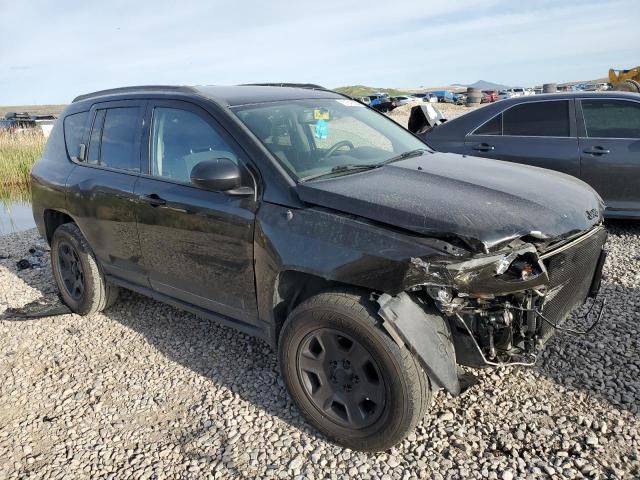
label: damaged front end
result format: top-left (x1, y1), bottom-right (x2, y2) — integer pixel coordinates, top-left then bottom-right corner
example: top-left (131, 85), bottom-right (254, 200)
top-left (379, 226), bottom-right (608, 388)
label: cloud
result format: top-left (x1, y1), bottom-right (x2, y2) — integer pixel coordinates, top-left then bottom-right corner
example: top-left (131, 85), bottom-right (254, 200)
top-left (0, 0), bottom-right (637, 104)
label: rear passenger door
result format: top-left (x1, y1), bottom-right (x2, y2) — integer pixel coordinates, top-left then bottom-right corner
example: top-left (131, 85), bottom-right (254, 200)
top-left (465, 100), bottom-right (580, 176)
top-left (65, 100), bottom-right (147, 286)
top-left (134, 100), bottom-right (259, 324)
top-left (577, 98), bottom-right (640, 216)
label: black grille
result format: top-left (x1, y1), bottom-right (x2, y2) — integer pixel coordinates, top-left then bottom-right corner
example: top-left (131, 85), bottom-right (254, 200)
top-left (539, 228), bottom-right (608, 340)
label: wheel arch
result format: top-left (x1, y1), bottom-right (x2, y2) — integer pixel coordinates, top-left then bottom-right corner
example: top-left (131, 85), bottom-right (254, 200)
top-left (270, 269), bottom-right (377, 346)
top-left (43, 209), bottom-right (75, 244)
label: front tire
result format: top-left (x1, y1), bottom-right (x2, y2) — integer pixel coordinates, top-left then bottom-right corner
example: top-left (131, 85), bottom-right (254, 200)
top-left (51, 223), bottom-right (118, 315)
top-left (279, 289), bottom-right (430, 451)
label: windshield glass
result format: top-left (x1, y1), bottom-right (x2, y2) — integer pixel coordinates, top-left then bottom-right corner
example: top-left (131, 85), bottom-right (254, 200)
top-left (232, 98), bottom-right (427, 181)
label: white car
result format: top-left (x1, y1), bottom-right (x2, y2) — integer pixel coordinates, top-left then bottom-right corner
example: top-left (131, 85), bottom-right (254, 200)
top-left (497, 90), bottom-right (516, 100)
top-left (498, 87), bottom-right (533, 99)
top-left (394, 95), bottom-right (422, 105)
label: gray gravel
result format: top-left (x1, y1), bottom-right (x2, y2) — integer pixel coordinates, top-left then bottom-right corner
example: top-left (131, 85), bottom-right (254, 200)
top-left (1, 223), bottom-right (638, 479)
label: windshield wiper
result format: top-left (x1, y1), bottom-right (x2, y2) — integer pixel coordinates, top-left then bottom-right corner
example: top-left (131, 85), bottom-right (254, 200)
top-left (298, 149), bottom-right (427, 183)
top-left (298, 164), bottom-right (378, 182)
top-left (376, 148), bottom-right (427, 166)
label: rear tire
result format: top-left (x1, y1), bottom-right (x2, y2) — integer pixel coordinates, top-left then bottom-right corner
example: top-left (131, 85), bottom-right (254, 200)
top-left (51, 223), bottom-right (119, 315)
top-left (619, 79), bottom-right (640, 92)
top-left (279, 288), bottom-right (430, 451)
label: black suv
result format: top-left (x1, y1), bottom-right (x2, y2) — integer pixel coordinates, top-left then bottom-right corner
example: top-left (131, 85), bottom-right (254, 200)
top-left (32, 85), bottom-right (607, 451)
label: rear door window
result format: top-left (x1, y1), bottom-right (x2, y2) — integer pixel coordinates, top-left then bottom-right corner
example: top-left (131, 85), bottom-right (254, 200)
top-left (100, 108), bottom-right (141, 171)
top-left (581, 99), bottom-right (640, 138)
top-left (503, 101), bottom-right (570, 137)
top-left (86, 107), bottom-right (141, 171)
top-left (63, 111), bottom-right (89, 160)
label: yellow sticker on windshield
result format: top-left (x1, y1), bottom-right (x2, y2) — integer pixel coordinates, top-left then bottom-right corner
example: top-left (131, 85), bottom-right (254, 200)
top-left (313, 108), bottom-right (330, 120)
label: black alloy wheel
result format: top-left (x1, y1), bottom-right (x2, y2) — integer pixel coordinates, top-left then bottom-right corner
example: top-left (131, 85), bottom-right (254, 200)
top-left (279, 289), bottom-right (431, 451)
top-left (57, 240), bottom-right (85, 301)
top-left (297, 328), bottom-right (386, 429)
top-left (50, 223), bottom-right (119, 315)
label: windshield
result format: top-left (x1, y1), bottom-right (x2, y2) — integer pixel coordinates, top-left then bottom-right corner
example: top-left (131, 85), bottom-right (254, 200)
top-left (232, 98), bottom-right (427, 181)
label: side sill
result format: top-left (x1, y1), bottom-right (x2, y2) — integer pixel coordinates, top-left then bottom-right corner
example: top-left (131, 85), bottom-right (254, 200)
top-left (105, 275), bottom-right (270, 343)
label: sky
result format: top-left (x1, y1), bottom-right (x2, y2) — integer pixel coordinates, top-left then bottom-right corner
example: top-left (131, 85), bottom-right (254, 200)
top-left (1, 0), bottom-right (638, 105)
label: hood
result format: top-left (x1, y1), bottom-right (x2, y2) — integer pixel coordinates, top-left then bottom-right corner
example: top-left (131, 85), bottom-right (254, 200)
top-left (295, 152), bottom-right (604, 252)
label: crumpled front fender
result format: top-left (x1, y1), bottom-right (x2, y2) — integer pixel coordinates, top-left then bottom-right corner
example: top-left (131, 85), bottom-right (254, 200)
top-left (377, 292), bottom-right (460, 395)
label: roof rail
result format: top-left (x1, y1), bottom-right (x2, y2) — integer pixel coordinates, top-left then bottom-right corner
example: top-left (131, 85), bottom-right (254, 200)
top-left (241, 83), bottom-right (329, 91)
top-left (72, 85), bottom-right (195, 103)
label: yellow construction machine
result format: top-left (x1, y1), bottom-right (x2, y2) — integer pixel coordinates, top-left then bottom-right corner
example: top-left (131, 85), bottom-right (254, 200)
top-left (609, 67), bottom-right (640, 92)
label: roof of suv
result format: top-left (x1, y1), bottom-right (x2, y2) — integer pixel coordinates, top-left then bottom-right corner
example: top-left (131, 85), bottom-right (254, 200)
top-left (72, 84), bottom-right (343, 106)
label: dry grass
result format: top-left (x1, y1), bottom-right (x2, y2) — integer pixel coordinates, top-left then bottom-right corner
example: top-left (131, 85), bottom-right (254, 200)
top-left (0, 130), bottom-right (46, 188)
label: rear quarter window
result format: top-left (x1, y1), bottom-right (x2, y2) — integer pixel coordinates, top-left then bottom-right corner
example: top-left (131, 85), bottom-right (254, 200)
top-left (473, 114), bottom-right (501, 135)
top-left (63, 111), bottom-right (89, 160)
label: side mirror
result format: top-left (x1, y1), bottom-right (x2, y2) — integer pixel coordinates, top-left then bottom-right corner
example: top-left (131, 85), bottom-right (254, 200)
top-left (190, 158), bottom-right (253, 196)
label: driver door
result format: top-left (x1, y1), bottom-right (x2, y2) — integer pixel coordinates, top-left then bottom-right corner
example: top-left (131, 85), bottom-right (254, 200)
top-left (134, 100), bottom-right (259, 324)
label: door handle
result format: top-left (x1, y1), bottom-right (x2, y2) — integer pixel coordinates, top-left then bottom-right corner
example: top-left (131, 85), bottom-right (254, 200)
top-left (583, 146), bottom-right (610, 155)
top-left (140, 193), bottom-right (166, 207)
top-left (472, 143), bottom-right (495, 152)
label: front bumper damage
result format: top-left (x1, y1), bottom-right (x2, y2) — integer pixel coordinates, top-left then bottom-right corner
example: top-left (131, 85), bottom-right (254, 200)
top-left (378, 226), bottom-right (608, 395)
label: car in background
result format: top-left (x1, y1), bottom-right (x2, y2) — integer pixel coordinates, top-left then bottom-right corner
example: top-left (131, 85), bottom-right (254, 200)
top-left (413, 93), bottom-right (439, 103)
top-left (576, 84), bottom-right (598, 92)
top-left (453, 93), bottom-right (466, 105)
top-left (430, 90), bottom-right (455, 103)
top-left (393, 95), bottom-right (421, 106)
top-left (0, 112), bottom-right (57, 135)
top-left (413, 92), bottom-right (640, 218)
top-left (482, 90), bottom-right (498, 102)
top-left (424, 93), bottom-right (438, 103)
top-left (368, 94), bottom-right (396, 112)
top-left (1, 112), bottom-right (37, 131)
top-left (497, 90), bottom-right (515, 100)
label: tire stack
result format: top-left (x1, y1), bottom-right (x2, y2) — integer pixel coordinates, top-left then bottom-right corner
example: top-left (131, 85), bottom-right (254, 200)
top-left (542, 83), bottom-right (557, 93)
top-left (465, 87), bottom-right (482, 107)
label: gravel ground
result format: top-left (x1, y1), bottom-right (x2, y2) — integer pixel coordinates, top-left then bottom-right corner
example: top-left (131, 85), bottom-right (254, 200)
top-left (1, 223), bottom-right (638, 480)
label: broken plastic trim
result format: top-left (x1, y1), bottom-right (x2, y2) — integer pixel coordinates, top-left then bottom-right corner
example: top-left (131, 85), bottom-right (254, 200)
top-left (377, 292), bottom-right (460, 395)
top-left (1, 295), bottom-right (71, 320)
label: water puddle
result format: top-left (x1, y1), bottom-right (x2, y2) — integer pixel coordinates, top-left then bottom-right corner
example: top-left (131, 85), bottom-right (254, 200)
top-left (0, 184), bottom-right (35, 235)
top-left (0, 200), bottom-right (35, 235)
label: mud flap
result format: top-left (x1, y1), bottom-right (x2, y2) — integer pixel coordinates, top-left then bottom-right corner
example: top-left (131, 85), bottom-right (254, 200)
top-left (377, 292), bottom-right (460, 395)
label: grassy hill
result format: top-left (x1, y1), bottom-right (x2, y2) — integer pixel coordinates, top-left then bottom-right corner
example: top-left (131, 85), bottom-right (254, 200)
top-left (333, 85), bottom-right (409, 98)
top-left (0, 104), bottom-right (66, 117)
